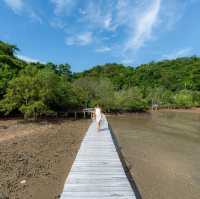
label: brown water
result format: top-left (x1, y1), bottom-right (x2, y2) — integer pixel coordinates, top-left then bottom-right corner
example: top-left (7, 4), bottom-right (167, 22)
top-left (108, 111), bottom-right (200, 199)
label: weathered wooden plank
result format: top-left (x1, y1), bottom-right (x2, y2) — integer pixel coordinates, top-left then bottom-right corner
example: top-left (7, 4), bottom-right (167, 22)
top-left (61, 191), bottom-right (135, 198)
top-left (60, 114), bottom-right (136, 199)
top-left (66, 179), bottom-right (130, 185)
top-left (60, 197), bottom-right (134, 199)
top-left (63, 185), bottom-right (133, 192)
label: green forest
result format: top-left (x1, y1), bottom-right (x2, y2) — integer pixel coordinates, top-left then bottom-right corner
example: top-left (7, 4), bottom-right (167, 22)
top-left (0, 40), bottom-right (200, 119)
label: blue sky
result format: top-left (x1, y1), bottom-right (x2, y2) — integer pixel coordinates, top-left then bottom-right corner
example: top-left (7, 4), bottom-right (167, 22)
top-left (0, 0), bottom-right (200, 72)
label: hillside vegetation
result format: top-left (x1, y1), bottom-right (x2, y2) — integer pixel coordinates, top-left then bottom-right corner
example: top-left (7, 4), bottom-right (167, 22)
top-left (0, 40), bottom-right (200, 119)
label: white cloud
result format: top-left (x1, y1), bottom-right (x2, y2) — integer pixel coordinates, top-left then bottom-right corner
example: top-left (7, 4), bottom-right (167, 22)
top-left (104, 15), bottom-right (112, 29)
top-left (51, 0), bottom-right (75, 15)
top-left (125, 0), bottom-right (161, 51)
top-left (4, 0), bottom-right (42, 23)
top-left (17, 54), bottom-right (42, 63)
top-left (96, 47), bottom-right (111, 53)
top-left (115, 0), bottom-right (131, 26)
top-left (4, 0), bottom-right (24, 13)
top-left (162, 48), bottom-right (193, 60)
top-left (122, 58), bottom-right (134, 65)
top-left (159, 0), bottom-right (188, 31)
top-left (48, 0), bottom-right (190, 65)
top-left (65, 32), bottom-right (93, 46)
top-left (81, 1), bottom-right (115, 31)
top-left (50, 18), bottom-right (65, 29)
top-left (72, 0), bottom-right (162, 62)
top-left (29, 11), bottom-right (43, 24)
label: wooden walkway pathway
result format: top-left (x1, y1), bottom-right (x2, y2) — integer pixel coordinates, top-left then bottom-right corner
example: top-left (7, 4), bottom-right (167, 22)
top-left (60, 115), bottom-right (136, 199)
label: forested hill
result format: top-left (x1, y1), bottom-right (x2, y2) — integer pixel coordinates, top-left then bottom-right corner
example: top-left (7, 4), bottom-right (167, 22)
top-left (0, 40), bottom-right (200, 119)
top-left (74, 58), bottom-right (200, 92)
top-left (74, 63), bottom-right (135, 90)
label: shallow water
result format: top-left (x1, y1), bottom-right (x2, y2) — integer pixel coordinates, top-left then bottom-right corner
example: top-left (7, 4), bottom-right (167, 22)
top-left (108, 111), bottom-right (200, 199)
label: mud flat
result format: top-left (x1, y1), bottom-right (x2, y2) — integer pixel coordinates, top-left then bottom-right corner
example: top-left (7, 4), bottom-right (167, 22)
top-left (108, 111), bottom-right (200, 199)
top-left (0, 118), bottom-right (90, 199)
top-left (158, 107), bottom-right (200, 113)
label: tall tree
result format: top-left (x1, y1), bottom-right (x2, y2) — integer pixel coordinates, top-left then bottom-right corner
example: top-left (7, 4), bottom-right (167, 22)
top-left (0, 40), bottom-right (19, 57)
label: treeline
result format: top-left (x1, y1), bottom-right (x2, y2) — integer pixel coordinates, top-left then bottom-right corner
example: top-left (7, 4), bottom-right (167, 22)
top-left (0, 40), bottom-right (200, 119)
top-left (0, 41), bottom-right (80, 119)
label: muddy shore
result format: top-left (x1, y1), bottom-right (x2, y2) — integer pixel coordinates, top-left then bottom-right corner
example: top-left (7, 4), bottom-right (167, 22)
top-left (157, 107), bottom-right (200, 113)
top-left (105, 107), bottom-right (200, 117)
top-left (0, 118), bottom-right (90, 199)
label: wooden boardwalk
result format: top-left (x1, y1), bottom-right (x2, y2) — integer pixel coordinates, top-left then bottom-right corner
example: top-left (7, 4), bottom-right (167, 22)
top-left (60, 115), bottom-right (136, 199)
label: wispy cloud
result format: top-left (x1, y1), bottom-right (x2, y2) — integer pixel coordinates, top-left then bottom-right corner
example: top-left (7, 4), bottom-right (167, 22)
top-left (124, 0), bottom-right (161, 51)
top-left (77, 0), bottom-right (162, 61)
top-left (81, 1), bottom-right (115, 31)
top-left (17, 54), bottom-right (42, 63)
top-left (121, 58), bottom-right (135, 65)
top-left (4, 0), bottom-right (24, 13)
top-left (29, 11), bottom-right (43, 24)
top-left (51, 0), bottom-right (75, 15)
top-left (96, 46), bottom-right (111, 53)
top-left (162, 48), bottom-right (193, 60)
top-left (160, 0), bottom-right (188, 31)
top-left (65, 32), bottom-right (93, 46)
top-left (116, 0), bottom-right (190, 64)
top-left (49, 0), bottom-right (191, 65)
top-left (3, 0), bottom-right (42, 23)
top-left (49, 18), bottom-right (65, 29)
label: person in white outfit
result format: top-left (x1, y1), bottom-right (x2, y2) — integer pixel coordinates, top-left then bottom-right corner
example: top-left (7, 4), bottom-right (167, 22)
top-left (94, 105), bottom-right (102, 131)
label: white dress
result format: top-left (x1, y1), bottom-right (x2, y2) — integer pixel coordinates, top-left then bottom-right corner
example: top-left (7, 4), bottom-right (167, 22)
top-left (95, 108), bottom-right (101, 123)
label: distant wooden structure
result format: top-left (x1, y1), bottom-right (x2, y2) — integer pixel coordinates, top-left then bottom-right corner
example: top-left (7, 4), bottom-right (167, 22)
top-left (83, 108), bottom-right (94, 119)
top-left (151, 99), bottom-right (160, 111)
top-left (58, 108), bottom-right (94, 120)
top-left (82, 108), bottom-right (94, 113)
top-left (152, 104), bottom-right (159, 110)
top-left (60, 114), bottom-right (137, 199)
